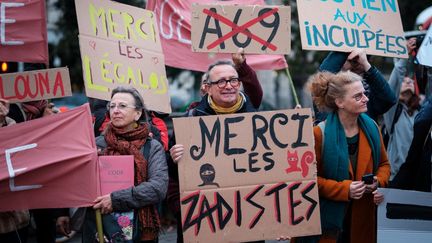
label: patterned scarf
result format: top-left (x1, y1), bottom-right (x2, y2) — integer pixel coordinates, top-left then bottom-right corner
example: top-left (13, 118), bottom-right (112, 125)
top-left (208, 92), bottom-right (245, 114)
top-left (103, 123), bottom-right (160, 239)
top-left (21, 100), bottom-right (48, 120)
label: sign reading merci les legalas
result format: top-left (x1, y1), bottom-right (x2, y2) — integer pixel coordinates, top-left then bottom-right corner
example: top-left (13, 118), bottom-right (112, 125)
top-left (75, 0), bottom-right (171, 113)
top-left (297, 0), bottom-right (408, 58)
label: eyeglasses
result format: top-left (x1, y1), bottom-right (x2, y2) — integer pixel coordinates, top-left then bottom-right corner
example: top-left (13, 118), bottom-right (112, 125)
top-left (352, 91), bottom-right (369, 102)
top-left (107, 102), bottom-right (136, 111)
top-left (208, 77), bottom-right (240, 89)
top-left (403, 78), bottom-right (414, 84)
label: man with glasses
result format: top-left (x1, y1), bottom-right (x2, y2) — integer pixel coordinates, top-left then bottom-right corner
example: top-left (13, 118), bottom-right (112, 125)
top-left (167, 59), bottom-right (258, 243)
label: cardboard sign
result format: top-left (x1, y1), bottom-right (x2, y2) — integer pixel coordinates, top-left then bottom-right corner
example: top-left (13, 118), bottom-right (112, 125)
top-left (297, 0), bottom-right (408, 58)
top-left (0, 0), bottom-right (48, 63)
top-left (146, 0), bottom-right (288, 72)
top-left (377, 188), bottom-right (432, 243)
top-left (0, 104), bottom-right (99, 211)
top-left (417, 27), bottom-right (432, 67)
top-left (191, 4), bottom-right (291, 54)
top-left (75, 0), bottom-right (171, 113)
top-left (0, 67), bottom-right (72, 103)
top-left (173, 109), bottom-right (320, 243)
top-left (99, 155), bottom-right (134, 195)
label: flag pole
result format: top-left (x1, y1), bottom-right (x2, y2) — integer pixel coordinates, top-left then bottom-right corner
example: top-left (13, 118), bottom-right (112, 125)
top-left (284, 67), bottom-right (300, 107)
top-left (95, 209), bottom-right (104, 243)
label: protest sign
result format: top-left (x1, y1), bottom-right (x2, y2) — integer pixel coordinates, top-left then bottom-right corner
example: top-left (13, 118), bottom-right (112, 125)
top-left (191, 4), bottom-right (290, 54)
top-left (0, 0), bottom-right (48, 63)
top-left (99, 155), bottom-right (134, 195)
top-left (0, 67), bottom-right (72, 103)
top-left (75, 0), bottom-right (171, 113)
top-left (297, 0), bottom-right (408, 58)
top-left (0, 104), bottom-right (99, 211)
top-left (146, 0), bottom-right (288, 71)
top-left (173, 109), bottom-right (320, 243)
top-left (417, 27), bottom-right (432, 67)
top-left (378, 188), bottom-right (432, 243)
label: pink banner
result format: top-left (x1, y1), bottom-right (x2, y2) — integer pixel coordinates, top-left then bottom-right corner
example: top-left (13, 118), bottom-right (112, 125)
top-left (0, 0), bottom-right (48, 63)
top-left (146, 0), bottom-right (288, 72)
top-left (0, 104), bottom-right (99, 212)
top-left (99, 156), bottom-right (134, 196)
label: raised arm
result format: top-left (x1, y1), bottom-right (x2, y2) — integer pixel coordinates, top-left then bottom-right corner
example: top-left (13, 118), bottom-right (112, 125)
top-left (232, 48), bottom-right (262, 109)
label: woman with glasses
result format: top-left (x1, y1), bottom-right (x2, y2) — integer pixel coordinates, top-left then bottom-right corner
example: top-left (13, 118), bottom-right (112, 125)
top-left (83, 86), bottom-right (168, 243)
top-left (293, 71), bottom-right (390, 243)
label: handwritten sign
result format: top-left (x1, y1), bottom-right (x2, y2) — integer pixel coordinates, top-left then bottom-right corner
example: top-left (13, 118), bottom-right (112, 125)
top-left (173, 109), bottom-right (320, 243)
top-left (98, 155), bottom-right (134, 195)
top-left (417, 27), bottom-right (432, 67)
top-left (297, 0), bottom-right (407, 58)
top-left (0, 67), bottom-right (72, 103)
top-left (75, 0), bottom-right (171, 113)
top-left (191, 4), bottom-right (291, 54)
top-left (0, 0), bottom-right (48, 63)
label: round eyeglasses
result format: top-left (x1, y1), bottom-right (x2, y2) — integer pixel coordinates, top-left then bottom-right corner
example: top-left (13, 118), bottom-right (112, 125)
top-left (208, 77), bottom-right (240, 89)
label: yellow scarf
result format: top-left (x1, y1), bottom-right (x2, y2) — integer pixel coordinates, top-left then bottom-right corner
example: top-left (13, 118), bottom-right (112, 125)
top-left (208, 93), bottom-right (245, 114)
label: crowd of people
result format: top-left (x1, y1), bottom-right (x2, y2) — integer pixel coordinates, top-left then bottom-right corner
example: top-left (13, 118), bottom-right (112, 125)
top-left (0, 28), bottom-right (431, 243)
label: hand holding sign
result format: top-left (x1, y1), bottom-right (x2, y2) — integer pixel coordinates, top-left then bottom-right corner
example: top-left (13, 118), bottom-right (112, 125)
top-left (170, 144), bottom-right (185, 164)
top-left (345, 49), bottom-right (371, 74)
top-left (0, 98), bottom-right (9, 116)
top-left (232, 48), bottom-right (245, 68)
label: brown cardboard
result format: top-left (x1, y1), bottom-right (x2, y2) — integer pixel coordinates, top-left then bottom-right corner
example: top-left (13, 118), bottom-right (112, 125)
top-left (75, 0), bottom-right (171, 113)
top-left (297, 0), bottom-right (408, 58)
top-left (191, 4), bottom-right (291, 54)
top-left (173, 109), bottom-right (321, 242)
top-left (0, 67), bottom-right (72, 103)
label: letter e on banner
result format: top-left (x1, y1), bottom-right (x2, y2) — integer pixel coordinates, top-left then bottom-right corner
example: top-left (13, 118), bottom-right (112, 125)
top-left (5, 144), bottom-right (42, 192)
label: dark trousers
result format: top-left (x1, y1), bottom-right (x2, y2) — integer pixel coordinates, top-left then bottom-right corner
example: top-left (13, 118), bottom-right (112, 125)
top-left (0, 226), bottom-right (28, 243)
top-left (31, 209), bottom-right (57, 243)
top-left (141, 239), bottom-right (158, 243)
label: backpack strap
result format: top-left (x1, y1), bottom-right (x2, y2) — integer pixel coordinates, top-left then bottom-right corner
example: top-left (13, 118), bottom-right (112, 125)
top-left (424, 124), bottom-right (432, 149)
top-left (390, 103), bottom-right (403, 134)
top-left (141, 138), bottom-right (152, 161)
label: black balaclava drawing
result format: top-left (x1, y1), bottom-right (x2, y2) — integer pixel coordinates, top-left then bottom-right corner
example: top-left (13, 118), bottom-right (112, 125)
top-left (198, 163), bottom-right (220, 188)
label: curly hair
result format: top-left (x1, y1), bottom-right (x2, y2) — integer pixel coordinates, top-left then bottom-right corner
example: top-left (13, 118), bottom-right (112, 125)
top-left (309, 71), bottom-right (363, 112)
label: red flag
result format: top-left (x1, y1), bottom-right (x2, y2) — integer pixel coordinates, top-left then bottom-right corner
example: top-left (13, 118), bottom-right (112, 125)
top-left (0, 0), bottom-right (48, 64)
top-left (0, 104), bottom-right (99, 211)
top-left (146, 0), bottom-right (288, 72)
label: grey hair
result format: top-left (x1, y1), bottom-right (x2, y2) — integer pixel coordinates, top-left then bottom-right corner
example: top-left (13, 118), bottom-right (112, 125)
top-left (110, 86), bottom-right (147, 122)
top-left (206, 60), bottom-right (236, 82)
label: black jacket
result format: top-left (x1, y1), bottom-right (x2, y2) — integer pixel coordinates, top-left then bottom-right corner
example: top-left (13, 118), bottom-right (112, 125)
top-left (390, 98), bottom-right (432, 192)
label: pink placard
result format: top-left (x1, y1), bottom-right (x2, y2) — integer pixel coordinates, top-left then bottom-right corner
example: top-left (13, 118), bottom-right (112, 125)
top-left (0, 0), bottom-right (48, 63)
top-left (99, 155), bottom-right (134, 195)
top-left (0, 104), bottom-right (99, 212)
top-left (146, 0), bottom-right (288, 72)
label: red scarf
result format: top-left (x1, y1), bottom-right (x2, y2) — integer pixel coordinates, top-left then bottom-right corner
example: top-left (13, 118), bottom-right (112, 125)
top-left (21, 100), bottom-right (48, 120)
top-left (104, 123), bottom-right (160, 239)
